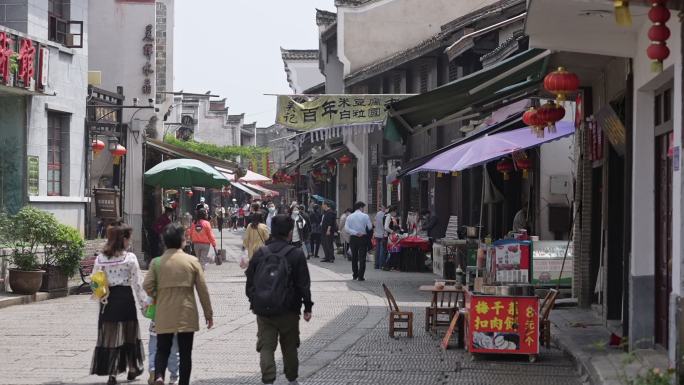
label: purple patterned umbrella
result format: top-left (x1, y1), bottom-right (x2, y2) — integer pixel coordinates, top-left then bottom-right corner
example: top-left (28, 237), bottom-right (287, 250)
top-left (409, 121), bottom-right (575, 174)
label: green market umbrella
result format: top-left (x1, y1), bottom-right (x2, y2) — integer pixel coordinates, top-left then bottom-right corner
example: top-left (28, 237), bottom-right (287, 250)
top-left (144, 158), bottom-right (230, 189)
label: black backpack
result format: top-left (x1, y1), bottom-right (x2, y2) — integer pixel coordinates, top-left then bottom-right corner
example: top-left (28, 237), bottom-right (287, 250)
top-left (249, 245), bottom-right (295, 316)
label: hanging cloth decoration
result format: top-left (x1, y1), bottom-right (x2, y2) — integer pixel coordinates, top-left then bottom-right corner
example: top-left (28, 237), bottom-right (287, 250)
top-left (614, 0), bottom-right (632, 26)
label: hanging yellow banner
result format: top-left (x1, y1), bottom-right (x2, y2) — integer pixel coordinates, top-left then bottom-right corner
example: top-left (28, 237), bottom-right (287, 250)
top-left (275, 94), bottom-right (407, 131)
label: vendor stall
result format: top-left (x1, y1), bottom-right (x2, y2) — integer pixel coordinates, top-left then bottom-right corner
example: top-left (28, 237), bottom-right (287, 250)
top-left (465, 293), bottom-right (540, 361)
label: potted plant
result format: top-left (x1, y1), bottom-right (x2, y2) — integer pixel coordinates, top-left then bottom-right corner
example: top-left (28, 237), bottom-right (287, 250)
top-left (41, 223), bottom-right (85, 293)
top-left (0, 208), bottom-right (46, 295)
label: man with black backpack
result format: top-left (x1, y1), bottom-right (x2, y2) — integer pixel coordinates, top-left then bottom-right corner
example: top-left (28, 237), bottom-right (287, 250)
top-left (245, 214), bottom-right (313, 385)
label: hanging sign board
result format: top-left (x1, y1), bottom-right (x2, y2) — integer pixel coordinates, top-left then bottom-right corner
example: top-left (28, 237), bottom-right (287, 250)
top-left (94, 188), bottom-right (120, 219)
top-left (275, 95), bottom-right (407, 131)
top-left (27, 156), bottom-right (39, 196)
top-left (595, 105), bottom-right (626, 156)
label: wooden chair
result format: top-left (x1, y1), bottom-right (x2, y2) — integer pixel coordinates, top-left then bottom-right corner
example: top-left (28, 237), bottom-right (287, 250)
top-left (77, 254), bottom-right (98, 294)
top-left (425, 288), bottom-right (463, 332)
top-left (382, 283), bottom-right (413, 338)
top-left (539, 289), bottom-right (559, 348)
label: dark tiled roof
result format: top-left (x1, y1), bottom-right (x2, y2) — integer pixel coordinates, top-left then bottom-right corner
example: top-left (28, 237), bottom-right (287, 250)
top-left (227, 114), bottom-right (244, 124)
top-left (335, 0), bottom-right (377, 7)
top-left (480, 29), bottom-right (527, 67)
top-left (209, 98), bottom-right (226, 111)
top-left (303, 82), bottom-right (326, 95)
top-left (243, 122), bottom-right (257, 129)
top-left (316, 9), bottom-right (337, 26)
top-left (281, 48), bottom-right (319, 61)
top-left (344, 0), bottom-right (526, 86)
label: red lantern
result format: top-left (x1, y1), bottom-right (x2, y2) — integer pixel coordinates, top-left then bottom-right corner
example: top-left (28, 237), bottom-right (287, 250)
top-left (391, 178), bottom-right (400, 186)
top-left (522, 107), bottom-right (545, 136)
top-left (543, 67), bottom-right (580, 102)
top-left (312, 168), bottom-right (322, 178)
top-left (326, 159), bottom-right (336, 171)
top-left (91, 139), bottom-right (105, 156)
top-left (186, 190), bottom-right (194, 198)
top-left (111, 144), bottom-right (127, 165)
top-left (516, 158), bottom-right (533, 179)
top-left (537, 101), bottom-right (566, 134)
top-left (338, 154), bottom-right (352, 167)
top-left (496, 158), bottom-right (514, 181)
top-left (647, 1), bottom-right (670, 72)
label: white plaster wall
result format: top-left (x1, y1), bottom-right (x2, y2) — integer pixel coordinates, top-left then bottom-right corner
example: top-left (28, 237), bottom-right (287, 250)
top-left (26, 0), bottom-right (48, 40)
top-left (88, 0), bottom-right (156, 253)
top-left (193, 100), bottom-right (235, 147)
top-left (631, 16), bottom-right (681, 362)
top-left (631, 17), bottom-right (680, 276)
top-left (345, 132), bottom-right (368, 204)
top-left (539, 136), bottom-right (574, 240)
top-left (24, 0), bottom-right (89, 235)
top-left (30, 201), bottom-right (86, 231)
top-left (286, 60), bottom-right (324, 94)
top-left (338, 0), bottom-right (499, 74)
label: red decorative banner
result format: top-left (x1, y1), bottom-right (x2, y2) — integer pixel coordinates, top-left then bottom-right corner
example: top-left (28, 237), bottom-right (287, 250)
top-left (468, 295), bottom-right (539, 355)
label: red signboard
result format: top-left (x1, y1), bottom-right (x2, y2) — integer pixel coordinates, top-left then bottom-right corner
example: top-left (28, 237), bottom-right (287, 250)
top-left (468, 295), bottom-right (539, 355)
top-left (0, 32), bottom-right (12, 85)
top-left (18, 38), bottom-right (35, 88)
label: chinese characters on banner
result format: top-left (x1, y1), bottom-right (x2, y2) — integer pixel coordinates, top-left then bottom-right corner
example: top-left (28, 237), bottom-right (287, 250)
top-left (275, 95), bottom-right (407, 131)
top-left (141, 24), bottom-right (154, 95)
top-left (469, 295), bottom-right (539, 355)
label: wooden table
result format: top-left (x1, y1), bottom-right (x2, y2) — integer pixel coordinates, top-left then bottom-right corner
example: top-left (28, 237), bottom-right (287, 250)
top-left (419, 285), bottom-right (465, 335)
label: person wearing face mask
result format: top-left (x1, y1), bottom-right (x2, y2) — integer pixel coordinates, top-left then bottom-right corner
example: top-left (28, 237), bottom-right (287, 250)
top-left (289, 206), bottom-right (309, 251)
top-left (266, 203), bottom-right (277, 230)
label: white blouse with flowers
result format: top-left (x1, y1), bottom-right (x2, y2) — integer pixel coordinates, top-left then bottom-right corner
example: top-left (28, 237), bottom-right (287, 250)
top-left (92, 252), bottom-right (147, 308)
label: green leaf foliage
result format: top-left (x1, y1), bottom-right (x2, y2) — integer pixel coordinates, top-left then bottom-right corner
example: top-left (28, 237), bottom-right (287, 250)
top-left (164, 135), bottom-right (270, 161)
top-left (0, 207), bottom-right (85, 275)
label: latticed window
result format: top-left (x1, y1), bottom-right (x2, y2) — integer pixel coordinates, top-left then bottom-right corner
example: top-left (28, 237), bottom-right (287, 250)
top-left (448, 60), bottom-right (460, 82)
top-left (47, 112), bottom-right (68, 196)
top-left (48, 0), bottom-right (69, 44)
top-left (419, 64), bottom-right (429, 93)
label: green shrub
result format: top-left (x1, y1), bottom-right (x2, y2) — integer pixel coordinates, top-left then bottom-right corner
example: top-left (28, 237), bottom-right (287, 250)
top-left (0, 207), bottom-right (85, 275)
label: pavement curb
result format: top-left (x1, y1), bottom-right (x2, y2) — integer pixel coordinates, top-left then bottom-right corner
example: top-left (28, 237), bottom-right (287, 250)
top-left (0, 291), bottom-right (53, 310)
top-left (552, 327), bottom-right (603, 385)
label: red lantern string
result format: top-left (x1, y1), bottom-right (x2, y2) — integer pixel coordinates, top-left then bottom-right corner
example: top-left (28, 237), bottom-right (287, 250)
top-left (647, 0), bottom-right (670, 72)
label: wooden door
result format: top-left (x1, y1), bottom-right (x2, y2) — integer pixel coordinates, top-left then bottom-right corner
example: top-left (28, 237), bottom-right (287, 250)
top-left (654, 133), bottom-right (673, 347)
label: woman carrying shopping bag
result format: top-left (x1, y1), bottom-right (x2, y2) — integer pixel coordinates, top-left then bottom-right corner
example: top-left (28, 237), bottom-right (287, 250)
top-left (90, 221), bottom-right (146, 385)
top-left (186, 209), bottom-right (216, 270)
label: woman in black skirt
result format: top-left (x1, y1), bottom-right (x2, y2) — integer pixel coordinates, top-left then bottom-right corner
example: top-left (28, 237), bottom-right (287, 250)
top-left (91, 222), bottom-right (147, 385)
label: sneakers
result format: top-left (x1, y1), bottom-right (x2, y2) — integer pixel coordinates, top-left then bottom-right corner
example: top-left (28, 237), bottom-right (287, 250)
top-left (107, 376), bottom-right (117, 385)
top-left (169, 378), bottom-right (178, 385)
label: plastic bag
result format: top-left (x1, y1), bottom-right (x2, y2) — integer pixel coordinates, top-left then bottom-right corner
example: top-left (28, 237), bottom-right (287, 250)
top-left (239, 250), bottom-right (249, 269)
top-left (90, 271), bottom-right (109, 303)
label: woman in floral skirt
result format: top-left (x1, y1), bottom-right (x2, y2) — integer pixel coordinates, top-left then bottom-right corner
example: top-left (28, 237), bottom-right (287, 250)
top-left (90, 221), bottom-right (146, 385)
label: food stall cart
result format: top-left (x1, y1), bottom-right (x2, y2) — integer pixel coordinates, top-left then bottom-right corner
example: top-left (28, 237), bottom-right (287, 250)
top-left (463, 239), bottom-right (541, 361)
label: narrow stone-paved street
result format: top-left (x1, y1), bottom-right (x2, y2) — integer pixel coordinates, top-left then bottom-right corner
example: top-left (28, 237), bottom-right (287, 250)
top-left (0, 230), bottom-right (582, 385)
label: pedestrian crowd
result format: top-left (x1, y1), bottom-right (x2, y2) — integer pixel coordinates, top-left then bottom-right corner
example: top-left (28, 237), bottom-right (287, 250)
top-left (91, 195), bottom-right (436, 385)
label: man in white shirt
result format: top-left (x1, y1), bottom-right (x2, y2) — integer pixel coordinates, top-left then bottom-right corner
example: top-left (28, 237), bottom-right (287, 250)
top-left (373, 206), bottom-right (386, 270)
top-left (344, 201), bottom-right (373, 281)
